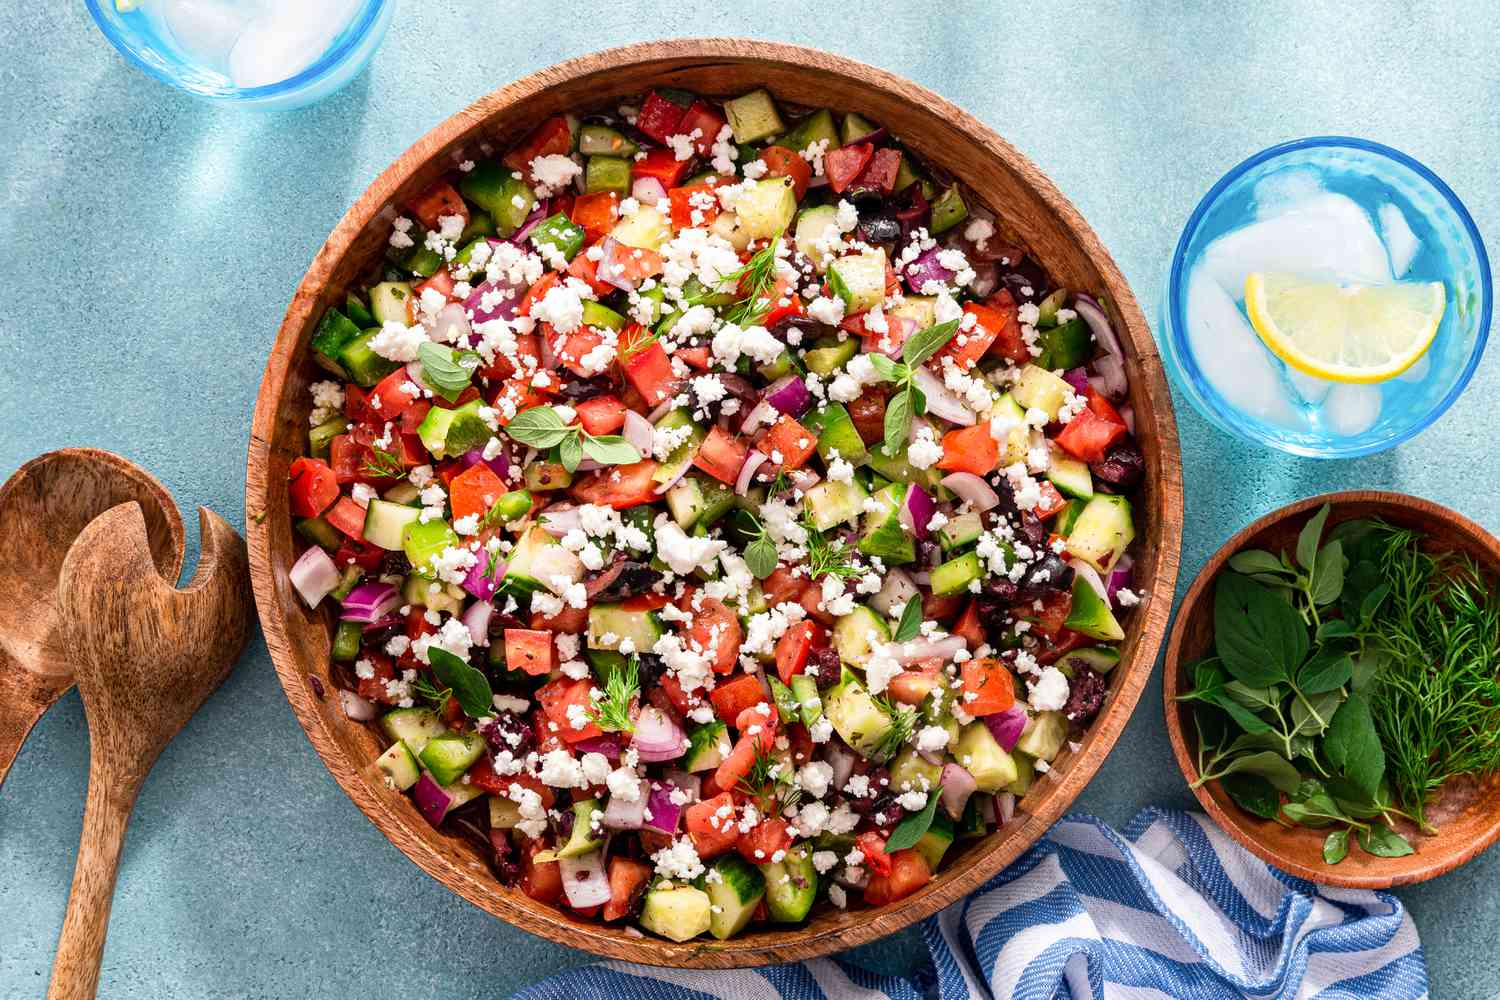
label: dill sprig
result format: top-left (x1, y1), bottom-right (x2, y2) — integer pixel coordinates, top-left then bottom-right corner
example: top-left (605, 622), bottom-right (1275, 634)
top-left (1360, 527), bottom-right (1500, 828)
top-left (737, 744), bottom-right (803, 814)
top-left (799, 514), bottom-right (862, 581)
top-left (719, 233), bottom-right (783, 327)
top-left (362, 444), bottom-right (405, 479)
top-left (589, 656), bottom-right (639, 733)
top-left (872, 695), bottom-right (918, 761)
top-left (411, 676), bottom-right (453, 708)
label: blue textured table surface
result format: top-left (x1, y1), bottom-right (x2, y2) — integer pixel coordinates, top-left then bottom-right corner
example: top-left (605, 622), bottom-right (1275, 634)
top-left (2, 3), bottom-right (1496, 998)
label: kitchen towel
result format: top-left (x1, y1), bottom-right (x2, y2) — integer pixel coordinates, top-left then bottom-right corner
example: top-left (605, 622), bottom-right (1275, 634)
top-left (512, 808), bottom-right (1426, 999)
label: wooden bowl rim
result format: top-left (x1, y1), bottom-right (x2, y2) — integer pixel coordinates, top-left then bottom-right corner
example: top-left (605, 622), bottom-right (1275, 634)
top-left (1163, 489), bottom-right (1500, 888)
top-left (247, 37), bottom-right (1183, 966)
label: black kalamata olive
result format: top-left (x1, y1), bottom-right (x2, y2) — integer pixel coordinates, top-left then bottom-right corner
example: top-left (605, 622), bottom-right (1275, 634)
top-left (1063, 667), bottom-right (1108, 723)
top-left (1091, 440), bottom-right (1145, 491)
top-left (556, 376), bottom-right (612, 402)
top-left (851, 189), bottom-right (885, 216)
top-left (1018, 553), bottom-right (1074, 599)
top-left (808, 647), bottom-right (842, 688)
top-left (479, 711), bottom-right (535, 759)
top-left (380, 551), bottom-right (411, 577)
top-left (591, 561), bottom-right (665, 603)
top-left (771, 314), bottom-right (830, 343)
top-left (858, 213), bottom-right (901, 245)
top-left (1017, 510), bottom-right (1047, 548)
top-left (491, 829), bottom-right (521, 886)
top-left (634, 652), bottom-right (665, 689)
top-left (998, 257), bottom-right (1050, 303)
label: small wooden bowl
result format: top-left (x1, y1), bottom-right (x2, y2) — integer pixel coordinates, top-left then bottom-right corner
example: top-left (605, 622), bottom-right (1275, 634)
top-left (246, 39), bottom-right (1183, 966)
top-left (1164, 491), bottom-right (1500, 888)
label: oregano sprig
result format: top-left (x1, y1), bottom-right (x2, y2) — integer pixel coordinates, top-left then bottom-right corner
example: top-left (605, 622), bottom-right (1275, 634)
top-left (502, 405), bottom-right (642, 473)
top-left (867, 318), bottom-right (960, 456)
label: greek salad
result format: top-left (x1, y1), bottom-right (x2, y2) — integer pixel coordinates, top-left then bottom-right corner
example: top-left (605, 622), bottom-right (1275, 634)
top-left (287, 84), bottom-right (1147, 943)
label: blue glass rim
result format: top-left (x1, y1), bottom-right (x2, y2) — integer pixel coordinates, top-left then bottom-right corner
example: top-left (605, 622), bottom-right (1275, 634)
top-left (1165, 135), bottom-right (1492, 459)
top-left (84, 0), bottom-right (390, 102)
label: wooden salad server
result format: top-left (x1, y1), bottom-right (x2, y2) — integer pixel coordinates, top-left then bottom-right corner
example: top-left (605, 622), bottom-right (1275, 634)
top-left (46, 500), bottom-right (251, 1000)
top-left (0, 449), bottom-right (185, 789)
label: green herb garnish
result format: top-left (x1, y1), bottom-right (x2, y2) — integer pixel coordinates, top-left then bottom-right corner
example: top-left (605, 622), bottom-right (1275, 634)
top-left (872, 694), bottom-right (918, 762)
top-left (588, 656), bottom-right (639, 733)
top-left (799, 514), bottom-right (861, 582)
top-left (718, 233), bottom-right (783, 327)
top-left (885, 783), bottom-right (945, 851)
top-left (503, 405), bottom-right (642, 473)
top-left (737, 743), bottom-right (802, 813)
top-left (418, 341), bottom-right (481, 402)
top-left (361, 444), bottom-right (405, 479)
top-left (892, 598), bottom-right (924, 643)
top-left (425, 647), bottom-right (494, 718)
top-left (867, 319), bottom-right (961, 455)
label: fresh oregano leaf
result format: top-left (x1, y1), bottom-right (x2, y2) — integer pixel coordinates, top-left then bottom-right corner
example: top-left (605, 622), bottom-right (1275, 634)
top-left (1223, 773), bottom-right (1280, 819)
top-left (1310, 539), bottom-right (1345, 606)
top-left (883, 386), bottom-right (915, 457)
top-left (504, 405), bottom-right (572, 449)
top-left (1296, 503), bottom-right (1332, 572)
top-left (902, 319), bottom-right (961, 368)
top-left (1323, 829), bottom-right (1350, 864)
top-left (868, 354), bottom-right (903, 382)
top-left (1316, 619), bottom-right (1356, 642)
top-left (744, 534), bottom-right (778, 580)
top-left (417, 341), bottom-right (477, 402)
top-left (1299, 650), bottom-right (1354, 695)
top-left (884, 784), bottom-right (945, 851)
top-left (558, 432), bottom-right (584, 473)
top-left (893, 598), bottom-right (924, 643)
top-left (1214, 572), bottom-right (1301, 687)
top-left (581, 434), bottom-right (641, 467)
top-left (1357, 824), bottom-right (1414, 858)
top-left (1290, 688), bottom-right (1345, 739)
top-left (425, 646), bottom-right (494, 718)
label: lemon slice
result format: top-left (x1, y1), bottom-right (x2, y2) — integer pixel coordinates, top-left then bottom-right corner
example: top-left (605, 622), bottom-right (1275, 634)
top-left (1244, 272), bottom-right (1445, 383)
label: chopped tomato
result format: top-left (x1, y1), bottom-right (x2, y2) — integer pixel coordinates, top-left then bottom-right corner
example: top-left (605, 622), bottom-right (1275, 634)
top-left (327, 435), bottom-right (373, 486)
top-left (864, 848), bottom-right (932, 906)
top-left (1038, 628), bottom-right (1093, 665)
top-left (1055, 403), bottom-right (1126, 464)
top-left (980, 289), bottom-right (1029, 363)
top-left (530, 601), bottom-right (589, 634)
top-left (413, 267), bottom-right (456, 302)
top-left (1086, 387), bottom-right (1126, 425)
top-left (935, 424), bottom-right (998, 476)
top-left (684, 595), bottom-right (744, 674)
top-left (478, 333), bottom-right (540, 383)
top-left (407, 181), bottom-right (468, 231)
top-left (569, 191), bottom-right (620, 243)
top-left (677, 100), bottom-right (727, 156)
top-left (760, 565), bottom-right (806, 607)
top-left (761, 414), bottom-right (816, 471)
top-left (520, 839), bottom-right (564, 903)
top-left (620, 593), bottom-right (673, 612)
top-left (848, 385), bottom-right (890, 445)
top-left (462, 758), bottom-right (512, 795)
top-left (519, 272), bottom-right (562, 317)
top-left (757, 146), bottom-right (812, 200)
top-left (887, 661), bottom-right (943, 706)
top-left (1034, 481), bottom-right (1069, 519)
top-left (502, 116), bottom-right (573, 178)
top-left (602, 856), bottom-right (653, 922)
top-left (565, 252), bottom-right (615, 298)
top-left (658, 671), bottom-right (703, 717)
top-left (335, 539), bottom-right (384, 574)
top-left (504, 628), bottom-right (554, 676)
top-left (668, 183), bottom-right (722, 229)
top-left (532, 707), bottom-right (565, 754)
top-left (693, 425), bottom-right (750, 485)
top-left (737, 817), bottom-right (794, 864)
top-left (574, 395), bottom-right (627, 436)
top-left (961, 657), bottom-right (1017, 716)
top-left (323, 496), bottom-right (367, 541)
top-left (368, 368), bottom-right (418, 418)
top-left (714, 705), bottom-right (778, 791)
top-left (635, 90), bottom-right (689, 145)
top-left (1026, 588), bottom-right (1073, 638)
top-left (800, 583), bottom-right (836, 626)
top-left (851, 147), bottom-right (901, 194)
top-left (602, 241), bottom-right (665, 285)
top-left (354, 651), bottom-right (396, 703)
top-left (710, 673), bottom-right (766, 724)
top-left (774, 620), bottom-right (817, 684)
top-left (825, 142), bottom-right (874, 193)
top-left (759, 275), bottom-right (805, 328)
top-left (923, 590), bottom-right (966, 624)
top-left (684, 792), bottom-right (739, 860)
top-left (953, 599), bottom-right (985, 649)
top-left (855, 831), bottom-right (894, 876)
top-left (618, 326), bottom-right (678, 406)
top-left (342, 383), bottom-right (375, 424)
top-left (536, 676), bottom-right (602, 744)
top-left (289, 457), bottom-right (339, 516)
top-left (398, 400), bottom-right (431, 435)
top-left (556, 325), bottom-right (607, 378)
top-left (632, 147), bottom-right (693, 190)
top-left (490, 379), bottom-right (546, 425)
top-left (569, 459), bottom-right (661, 510)
top-left (933, 302), bottom-right (1002, 371)
top-left (675, 346), bottom-right (712, 370)
top-left (448, 462), bottom-right (507, 521)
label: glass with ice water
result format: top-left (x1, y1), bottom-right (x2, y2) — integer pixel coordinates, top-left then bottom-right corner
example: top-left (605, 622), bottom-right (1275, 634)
top-left (1162, 137), bottom-right (1490, 457)
top-left (86, 0), bottom-right (395, 109)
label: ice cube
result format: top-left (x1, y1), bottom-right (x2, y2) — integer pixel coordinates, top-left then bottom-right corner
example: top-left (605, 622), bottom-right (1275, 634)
top-left (1397, 352), bottom-right (1430, 383)
top-left (228, 0), bottom-right (362, 89)
top-left (1253, 166), bottom-right (1324, 220)
top-left (1378, 202), bottom-right (1420, 277)
top-left (1184, 267), bottom-right (1300, 427)
top-left (1322, 383), bottom-right (1382, 436)
top-left (1201, 192), bottom-right (1392, 299)
top-left (1285, 367), bottom-right (1333, 405)
top-left (158, 0), bottom-right (255, 72)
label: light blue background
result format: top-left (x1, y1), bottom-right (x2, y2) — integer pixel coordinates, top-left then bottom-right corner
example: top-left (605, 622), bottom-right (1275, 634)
top-left (2, 3), bottom-right (1496, 997)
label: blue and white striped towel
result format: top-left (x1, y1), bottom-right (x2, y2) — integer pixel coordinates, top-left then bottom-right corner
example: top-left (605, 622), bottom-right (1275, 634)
top-left (514, 809), bottom-right (1426, 1000)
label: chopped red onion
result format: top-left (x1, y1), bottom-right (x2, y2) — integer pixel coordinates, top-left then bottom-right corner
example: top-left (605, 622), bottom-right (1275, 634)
top-left (739, 399), bottom-right (779, 436)
top-left (1073, 293), bottom-right (1123, 359)
top-left (899, 484), bottom-right (936, 541)
top-left (463, 277), bottom-right (522, 325)
top-left (602, 781), bottom-right (650, 829)
top-left (432, 302), bottom-right (471, 344)
top-left (290, 546), bottom-right (341, 608)
top-left (339, 581), bottom-right (401, 623)
top-left (1119, 403), bottom-right (1136, 435)
top-left (983, 705), bottom-right (1029, 751)
top-left (903, 246), bottom-right (956, 294)
top-left (870, 568), bottom-right (920, 616)
top-left (652, 463), bottom-right (690, 496)
top-left (997, 792), bottom-right (1017, 824)
top-left (512, 200), bottom-right (549, 243)
top-left (633, 706), bottom-right (687, 762)
top-left (789, 468), bottom-right (821, 493)
top-left (461, 599), bottom-right (494, 646)
top-left (574, 733), bottom-right (623, 760)
top-left (623, 410), bottom-right (654, 457)
top-left (1105, 556), bottom-right (1135, 603)
top-left (734, 450), bottom-right (768, 496)
top-left (560, 851), bottom-right (612, 909)
top-left (1094, 352), bottom-right (1128, 400)
top-left (595, 237), bottom-right (639, 292)
top-left (539, 505), bottom-right (582, 538)
top-left (1061, 367), bottom-right (1091, 395)
top-left (412, 774), bottom-right (457, 826)
top-left (911, 364), bottom-right (976, 426)
top-left (977, 793), bottom-right (998, 826)
top-left (940, 763), bottom-right (978, 820)
top-left (660, 770), bottom-right (701, 802)
top-left (645, 781), bottom-right (685, 835)
top-left (826, 741), bottom-right (859, 791)
top-left (631, 176), bottom-right (668, 206)
top-left (940, 472), bottom-right (999, 512)
top-left (462, 553), bottom-right (504, 601)
top-left (764, 375), bottom-right (812, 417)
top-left (893, 635), bottom-right (966, 665)
top-left (337, 688), bottom-right (377, 721)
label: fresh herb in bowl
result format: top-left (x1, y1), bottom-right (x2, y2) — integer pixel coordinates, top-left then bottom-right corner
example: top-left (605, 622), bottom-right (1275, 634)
top-left (1179, 504), bottom-right (1500, 864)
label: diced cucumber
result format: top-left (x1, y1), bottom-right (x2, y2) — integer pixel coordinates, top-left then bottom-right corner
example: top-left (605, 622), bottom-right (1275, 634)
top-left (768, 676), bottom-right (799, 724)
top-left (930, 185), bottom-right (968, 235)
top-left (610, 205), bottom-right (669, 250)
top-left (587, 602), bottom-right (665, 652)
top-left (580, 299), bottom-right (626, 330)
top-left (1036, 288), bottom-right (1069, 328)
top-left (956, 793), bottom-right (987, 838)
top-left (724, 89), bottom-right (784, 143)
top-left (802, 478), bottom-right (868, 532)
top-left (296, 515), bottom-right (340, 551)
top-left (1046, 450), bottom-right (1094, 500)
top-left (915, 812), bottom-right (955, 870)
top-left (368, 281), bottom-right (413, 325)
top-left (417, 398), bottom-right (490, 459)
top-left (781, 108), bottom-right (839, 152)
top-left (378, 707), bottom-right (447, 755)
top-left (889, 293), bottom-right (937, 331)
top-left (828, 248), bottom-right (888, 313)
top-left (1016, 710), bottom-right (1068, 763)
top-left (1058, 646), bottom-right (1121, 674)
top-left (501, 525), bottom-right (560, 593)
top-left (1035, 318), bottom-right (1092, 371)
top-left (375, 740), bottom-right (420, 791)
top-left (841, 112), bottom-right (880, 145)
top-left (1006, 750), bottom-right (1036, 797)
top-left (1012, 365), bottom-right (1074, 422)
top-left (825, 670), bottom-right (893, 759)
top-left (458, 162), bottom-right (535, 235)
top-left (1063, 574), bottom-right (1125, 641)
top-left (706, 855), bottom-right (767, 939)
top-left (529, 212), bottom-right (586, 262)
top-left (833, 606), bottom-right (889, 665)
top-left (858, 483), bottom-right (915, 565)
top-left (363, 498), bottom-right (422, 551)
top-left (955, 722), bottom-right (1019, 792)
top-left (556, 799), bottom-right (604, 858)
top-left (987, 392), bottom-right (1031, 468)
top-left (524, 463), bottom-right (573, 492)
top-left (683, 720), bottom-right (730, 772)
top-left (865, 442), bottom-right (944, 493)
top-left (417, 731), bottom-right (484, 785)
top-left (308, 415), bottom-right (348, 458)
top-left (651, 409), bottom-right (707, 486)
top-left (937, 510), bottom-right (984, 551)
top-left (311, 307), bottom-right (361, 368)
top-left (930, 551), bottom-right (982, 597)
top-left (402, 518), bottom-right (461, 578)
top-left (1055, 498), bottom-right (1087, 536)
top-left (790, 673), bottom-right (823, 727)
top-left (585, 154), bottom-right (631, 195)
top-left (490, 795), bottom-right (522, 830)
top-left (402, 573), bottom-right (463, 615)
top-left (801, 402), bottom-right (867, 465)
top-left (578, 123), bottom-right (638, 157)
top-left (793, 203), bottom-right (840, 271)
top-left (331, 620), bottom-right (362, 660)
top-left (640, 885), bottom-right (712, 942)
top-left (892, 152), bottom-right (921, 192)
top-left (666, 475), bottom-right (734, 532)
top-left (889, 747), bottom-right (943, 795)
top-left (1065, 495), bottom-right (1135, 573)
top-left (759, 844), bottom-right (818, 922)
top-left (802, 337), bottom-right (859, 376)
top-left (735, 177), bottom-right (797, 240)
top-left (337, 329), bottom-right (401, 388)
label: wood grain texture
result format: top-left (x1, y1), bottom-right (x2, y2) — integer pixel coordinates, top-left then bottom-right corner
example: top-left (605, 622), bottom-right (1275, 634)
top-left (47, 503), bottom-right (252, 1000)
top-left (1164, 490), bottom-right (1500, 888)
top-left (245, 39), bottom-right (1184, 967)
top-left (0, 449), bottom-right (185, 790)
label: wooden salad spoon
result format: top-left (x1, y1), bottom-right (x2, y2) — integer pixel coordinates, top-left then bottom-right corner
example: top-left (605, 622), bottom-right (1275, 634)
top-left (47, 500), bottom-right (251, 1000)
top-left (0, 449), bottom-right (185, 789)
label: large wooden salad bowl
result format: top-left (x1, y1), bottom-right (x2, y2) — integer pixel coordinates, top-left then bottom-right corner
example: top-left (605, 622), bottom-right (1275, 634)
top-left (246, 39), bottom-right (1183, 967)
